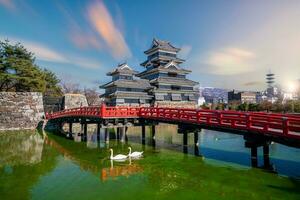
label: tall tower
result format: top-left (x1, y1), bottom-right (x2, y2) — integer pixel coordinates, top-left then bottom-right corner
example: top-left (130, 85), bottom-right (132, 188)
top-left (266, 72), bottom-right (275, 88)
top-left (266, 71), bottom-right (277, 97)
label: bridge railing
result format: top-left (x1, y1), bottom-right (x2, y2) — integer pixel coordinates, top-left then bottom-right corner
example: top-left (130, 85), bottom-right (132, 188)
top-left (46, 104), bottom-right (140, 119)
top-left (139, 107), bottom-right (300, 139)
top-left (102, 105), bottom-right (140, 118)
top-left (46, 106), bottom-right (101, 119)
top-left (46, 105), bottom-right (300, 139)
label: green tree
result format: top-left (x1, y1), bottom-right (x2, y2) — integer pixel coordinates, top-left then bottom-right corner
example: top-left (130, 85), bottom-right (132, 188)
top-left (0, 40), bottom-right (62, 95)
top-left (271, 100), bottom-right (284, 113)
top-left (258, 100), bottom-right (272, 112)
top-left (237, 103), bottom-right (248, 111)
top-left (248, 103), bottom-right (258, 111)
top-left (43, 69), bottom-right (62, 96)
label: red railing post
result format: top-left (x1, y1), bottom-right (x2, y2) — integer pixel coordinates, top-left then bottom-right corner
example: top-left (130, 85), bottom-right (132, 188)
top-left (246, 113), bottom-right (251, 129)
top-left (217, 111), bottom-right (222, 125)
top-left (282, 117), bottom-right (289, 135)
top-left (101, 103), bottom-right (106, 118)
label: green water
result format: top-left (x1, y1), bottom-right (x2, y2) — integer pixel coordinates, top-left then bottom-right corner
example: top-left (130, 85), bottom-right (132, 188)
top-left (0, 127), bottom-right (299, 200)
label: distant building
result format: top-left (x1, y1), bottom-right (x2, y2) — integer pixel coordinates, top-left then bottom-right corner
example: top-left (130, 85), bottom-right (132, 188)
top-left (200, 87), bottom-right (228, 104)
top-left (265, 72), bottom-right (281, 101)
top-left (136, 38), bottom-right (199, 107)
top-left (100, 63), bottom-right (152, 106)
top-left (228, 90), bottom-right (256, 104)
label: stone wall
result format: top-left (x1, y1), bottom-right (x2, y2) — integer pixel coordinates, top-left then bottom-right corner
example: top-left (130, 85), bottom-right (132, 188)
top-left (0, 92), bottom-right (44, 130)
top-left (154, 101), bottom-right (197, 108)
top-left (63, 93), bottom-right (88, 109)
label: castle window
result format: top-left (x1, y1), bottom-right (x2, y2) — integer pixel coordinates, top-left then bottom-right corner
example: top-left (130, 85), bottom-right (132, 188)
top-left (171, 94), bottom-right (182, 101)
top-left (155, 94), bottom-right (164, 101)
top-left (168, 72), bottom-right (177, 77)
top-left (171, 85), bottom-right (180, 90)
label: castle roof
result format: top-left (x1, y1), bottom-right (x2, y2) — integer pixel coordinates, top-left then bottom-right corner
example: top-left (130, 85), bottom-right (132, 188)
top-left (100, 79), bottom-right (152, 89)
top-left (149, 77), bottom-right (199, 86)
top-left (100, 91), bottom-right (153, 99)
top-left (107, 63), bottom-right (138, 76)
top-left (144, 38), bottom-right (180, 54)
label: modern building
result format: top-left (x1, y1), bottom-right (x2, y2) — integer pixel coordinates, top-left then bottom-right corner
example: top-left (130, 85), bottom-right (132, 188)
top-left (228, 90), bottom-right (257, 104)
top-left (200, 87), bottom-right (228, 104)
top-left (100, 63), bottom-right (152, 106)
top-left (136, 38), bottom-right (199, 107)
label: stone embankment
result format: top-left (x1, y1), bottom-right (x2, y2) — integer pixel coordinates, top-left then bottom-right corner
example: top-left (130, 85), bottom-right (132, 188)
top-left (0, 92), bottom-right (44, 130)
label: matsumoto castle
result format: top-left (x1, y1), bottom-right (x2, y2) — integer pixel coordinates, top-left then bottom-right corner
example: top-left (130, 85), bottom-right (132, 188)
top-left (100, 39), bottom-right (199, 108)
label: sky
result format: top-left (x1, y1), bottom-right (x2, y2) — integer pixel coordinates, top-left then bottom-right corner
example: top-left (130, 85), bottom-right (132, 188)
top-left (1, 0), bottom-right (299, 92)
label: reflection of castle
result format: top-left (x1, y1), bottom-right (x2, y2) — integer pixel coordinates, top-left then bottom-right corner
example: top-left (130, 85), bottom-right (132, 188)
top-left (101, 160), bottom-right (143, 182)
top-left (100, 39), bottom-right (199, 108)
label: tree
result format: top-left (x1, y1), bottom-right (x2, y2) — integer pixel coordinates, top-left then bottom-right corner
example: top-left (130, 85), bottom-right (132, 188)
top-left (83, 88), bottom-right (101, 106)
top-left (43, 69), bottom-right (63, 96)
top-left (258, 100), bottom-right (272, 112)
top-left (200, 103), bottom-right (209, 110)
top-left (60, 80), bottom-right (82, 94)
top-left (0, 40), bottom-right (46, 92)
top-left (0, 40), bottom-right (62, 95)
top-left (248, 103), bottom-right (258, 111)
top-left (237, 103), bottom-right (248, 111)
top-left (271, 100), bottom-right (284, 113)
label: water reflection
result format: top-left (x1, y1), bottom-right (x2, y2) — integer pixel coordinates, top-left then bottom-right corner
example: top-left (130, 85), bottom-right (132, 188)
top-left (0, 131), bottom-right (44, 166)
top-left (0, 131), bottom-right (58, 200)
top-left (0, 129), bottom-right (298, 199)
top-left (101, 158), bottom-right (143, 182)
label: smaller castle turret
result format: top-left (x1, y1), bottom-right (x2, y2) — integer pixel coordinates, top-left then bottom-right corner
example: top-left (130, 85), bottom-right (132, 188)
top-left (100, 63), bottom-right (152, 106)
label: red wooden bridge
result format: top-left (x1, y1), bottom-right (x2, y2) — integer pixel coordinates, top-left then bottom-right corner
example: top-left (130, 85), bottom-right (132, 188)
top-left (46, 104), bottom-right (300, 146)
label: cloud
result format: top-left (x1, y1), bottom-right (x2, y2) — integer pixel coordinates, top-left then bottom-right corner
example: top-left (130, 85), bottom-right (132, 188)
top-left (23, 41), bottom-right (68, 63)
top-left (87, 0), bottom-right (131, 60)
top-left (0, 0), bottom-right (15, 11)
top-left (69, 31), bottom-right (102, 50)
top-left (179, 45), bottom-right (192, 59)
top-left (243, 81), bottom-right (264, 86)
top-left (202, 47), bottom-right (256, 75)
top-left (57, 3), bottom-right (103, 51)
top-left (1, 36), bottom-right (101, 69)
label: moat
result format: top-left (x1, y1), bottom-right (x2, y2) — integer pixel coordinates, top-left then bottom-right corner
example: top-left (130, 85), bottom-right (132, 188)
top-left (0, 126), bottom-right (299, 200)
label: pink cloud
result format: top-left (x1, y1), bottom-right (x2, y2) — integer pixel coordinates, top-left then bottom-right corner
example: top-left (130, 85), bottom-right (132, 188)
top-left (57, 3), bottom-right (103, 51)
top-left (0, 0), bottom-right (16, 11)
top-left (69, 28), bottom-right (102, 50)
top-left (87, 0), bottom-right (131, 60)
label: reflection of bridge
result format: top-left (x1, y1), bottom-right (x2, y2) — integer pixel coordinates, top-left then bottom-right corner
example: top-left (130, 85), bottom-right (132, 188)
top-left (46, 104), bottom-right (300, 168)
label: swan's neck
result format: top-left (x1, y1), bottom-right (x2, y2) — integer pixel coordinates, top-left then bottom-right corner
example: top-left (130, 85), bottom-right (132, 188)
top-left (128, 147), bottom-right (132, 155)
top-left (110, 149), bottom-right (113, 159)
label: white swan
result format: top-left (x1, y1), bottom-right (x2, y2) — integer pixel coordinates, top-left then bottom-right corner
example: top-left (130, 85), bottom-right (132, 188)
top-left (128, 147), bottom-right (143, 158)
top-left (109, 148), bottom-right (127, 160)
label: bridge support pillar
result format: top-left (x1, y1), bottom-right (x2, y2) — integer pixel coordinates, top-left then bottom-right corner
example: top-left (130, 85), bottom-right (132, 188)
top-left (116, 127), bottom-right (120, 140)
top-left (120, 126), bottom-right (126, 142)
top-left (244, 134), bottom-right (271, 168)
top-left (142, 125), bottom-right (146, 145)
top-left (69, 123), bottom-right (73, 133)
top-left (151, 125), bottom-right (156, 139)
top-left (80, 123), bottom-right (84, 136)
top-left (105, 128), bottom-right (109, 143)
top-left (83, 123), bottom-right (87, 142)
top-left (97, 123), bottom-right (100, 142)
top-left (151, 125), bottom-right (156, 147)
top-left (263, 144), bottom-right (270, 168)
top-left (194, 131), bottom-right (199, 156)
top-left (250, 146), bottom-right (258, 167)
top-left (183, 131), bottom-right (188, 154)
